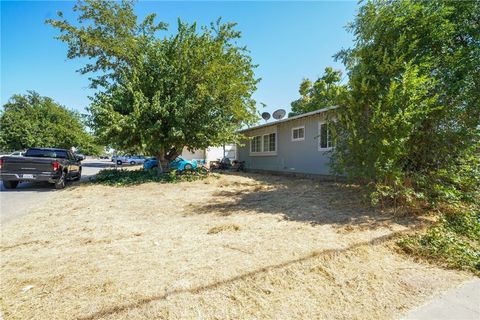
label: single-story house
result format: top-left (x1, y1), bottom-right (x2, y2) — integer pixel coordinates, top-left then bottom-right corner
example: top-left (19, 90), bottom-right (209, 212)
top-left (236, 106), bottom-right (338, 176)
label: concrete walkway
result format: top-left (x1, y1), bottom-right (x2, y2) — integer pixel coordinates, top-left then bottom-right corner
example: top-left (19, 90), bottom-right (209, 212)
top-left (403, 278), bottom-right (480, 320)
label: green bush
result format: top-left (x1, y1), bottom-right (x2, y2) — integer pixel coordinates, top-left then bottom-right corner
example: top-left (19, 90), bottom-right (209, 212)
top-left (90, 168), bottom-right (209, 186)
top-left (398, 210), bottom-right (480, 275)
top-left (331, 0), bottom-right (480, 211)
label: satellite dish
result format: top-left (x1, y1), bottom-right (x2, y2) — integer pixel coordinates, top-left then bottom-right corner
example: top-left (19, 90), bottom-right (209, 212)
top-left (272, 109), bottom-right (286, 120)
top-left (261, 112), bottom-right (271, 122)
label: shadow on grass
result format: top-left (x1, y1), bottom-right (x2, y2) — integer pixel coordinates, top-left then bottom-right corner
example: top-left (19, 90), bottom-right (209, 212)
top-left (0, 240), bottom-right (51, 251)
top-left (77, 229), bottom-right (418, 320)
top-left (189, 172), bottom-right (421, 229)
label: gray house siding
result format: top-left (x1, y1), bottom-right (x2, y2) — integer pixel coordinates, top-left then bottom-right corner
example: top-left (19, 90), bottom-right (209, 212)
top-left (237, 109), bottom-right (336, 175)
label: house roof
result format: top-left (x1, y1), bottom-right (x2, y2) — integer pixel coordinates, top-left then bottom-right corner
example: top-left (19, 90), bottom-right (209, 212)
top-left (239, 105), bottom-right (338, 133)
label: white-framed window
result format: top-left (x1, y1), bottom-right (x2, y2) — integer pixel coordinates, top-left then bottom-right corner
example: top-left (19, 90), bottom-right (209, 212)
top-left (250, 136), bottom-right (261, 153)
top-left (249, 130), bottom-right (277, 156)
top-left (291, 126), bottom-right (305, 141)
top-left (263, 133), bottom-right (276, 152)
top-left (318, 121), bottom-right (336, 150)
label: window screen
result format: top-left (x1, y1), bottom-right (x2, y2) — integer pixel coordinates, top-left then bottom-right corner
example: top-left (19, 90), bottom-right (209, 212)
top-left (263, 133), bottom-right (276, 152)
top-left (250, 136), bottom-right (261, 152)
top-left (292, 127), bottom-right (305, 141)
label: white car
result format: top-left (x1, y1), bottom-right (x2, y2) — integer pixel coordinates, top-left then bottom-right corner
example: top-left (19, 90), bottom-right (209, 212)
top-left (10, 150), bottom-right (25, 156)
top-left (113, 155), bottom-right (146, 165)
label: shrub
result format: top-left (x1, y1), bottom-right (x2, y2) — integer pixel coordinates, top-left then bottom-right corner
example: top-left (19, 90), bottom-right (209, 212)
top-left (398, 210), bottom-right (480, 275)
top-left (90, 168), bottom-right (209, 186)
top-left (331, 0), bottom-right (480, 211)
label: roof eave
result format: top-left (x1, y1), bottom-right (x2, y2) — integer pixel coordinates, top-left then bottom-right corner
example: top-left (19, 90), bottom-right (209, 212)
top-left (238, 105), bottom-right (338, 133)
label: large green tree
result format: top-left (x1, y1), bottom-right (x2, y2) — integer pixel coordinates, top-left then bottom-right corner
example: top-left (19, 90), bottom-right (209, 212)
top-left (333, 0), bottom-right (480, 206)
top-left (0, 91), bottom-right (98, 153)
top-left (290, 67), bottom-right (346, 117)
top-left (48, 1), bottom-right (259, 170)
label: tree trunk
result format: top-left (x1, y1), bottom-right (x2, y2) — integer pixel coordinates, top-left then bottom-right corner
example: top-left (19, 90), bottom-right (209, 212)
top-left (156, 147), bottom-right (181, 174)
top-left (156, 149), bottom-right (168, 174)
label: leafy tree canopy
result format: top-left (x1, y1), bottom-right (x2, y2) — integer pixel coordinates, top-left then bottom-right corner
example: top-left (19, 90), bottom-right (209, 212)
top-left (0, 91), bottom-right (99, 154)
top-left (289, 67), bottom-right (346, 117)
top-left (48, 1), bottom-right (259, 168)
top-left (332, 0), bottom-right (480, 207)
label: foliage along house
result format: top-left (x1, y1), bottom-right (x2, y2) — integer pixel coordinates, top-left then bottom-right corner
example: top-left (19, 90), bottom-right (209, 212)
top-left (236, 106), bottom-right (338, 176)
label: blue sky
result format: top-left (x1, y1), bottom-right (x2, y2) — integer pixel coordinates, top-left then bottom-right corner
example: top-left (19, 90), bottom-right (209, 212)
top-left (1, 1), bottom-right (357, 116)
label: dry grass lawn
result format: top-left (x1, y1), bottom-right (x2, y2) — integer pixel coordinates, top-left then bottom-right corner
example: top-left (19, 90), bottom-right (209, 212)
top-left (0, 173), bottom-right (471, 320)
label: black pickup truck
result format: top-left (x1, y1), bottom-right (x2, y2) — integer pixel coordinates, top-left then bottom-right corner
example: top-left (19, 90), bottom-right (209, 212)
top-left (0, 147), bottom-right (83, 189)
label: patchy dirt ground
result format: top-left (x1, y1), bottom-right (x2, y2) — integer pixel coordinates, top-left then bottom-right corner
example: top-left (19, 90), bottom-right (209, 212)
top-left (0, 173), bottom-right (471, 320)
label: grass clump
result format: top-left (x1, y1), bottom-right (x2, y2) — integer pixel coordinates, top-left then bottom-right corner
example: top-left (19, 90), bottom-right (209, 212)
top-left (207, 224), bottom-right (241, 234)
top-left (91, 168), bottom-right (209, 186)
top-left (398, 209), bottom-right (480, 275)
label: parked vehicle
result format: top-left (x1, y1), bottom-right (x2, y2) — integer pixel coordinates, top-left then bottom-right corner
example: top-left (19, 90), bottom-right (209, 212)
top-left (10, 150), bottom-right (25, 156)
top-left (143, 156), bottom-right (199, 171)
top-left (0, 147), bottom-right (83, 189)
top-left (113, 155), bottom-right (146, 165)
top-left (143, 157), bottom-right (158, 170)
top-left (170, 156), bottom-right (198, 171)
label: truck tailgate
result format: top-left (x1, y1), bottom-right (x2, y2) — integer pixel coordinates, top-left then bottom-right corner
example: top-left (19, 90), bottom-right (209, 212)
top-left (2, 157), bottom-right (55, 174)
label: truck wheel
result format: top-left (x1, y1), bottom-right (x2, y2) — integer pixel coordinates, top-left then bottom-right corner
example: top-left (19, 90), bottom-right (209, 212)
top-left (184, 164), bottom-right (193, 171)
top-left (54, 173), bottom-right (66, 189)
top-left (117, 160), bottom-right (123, 165)
top-left (3, 181), bottom-right (19, 189)
top-left (130, 161), bottom-right (136, 165)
